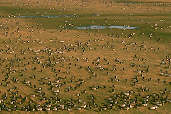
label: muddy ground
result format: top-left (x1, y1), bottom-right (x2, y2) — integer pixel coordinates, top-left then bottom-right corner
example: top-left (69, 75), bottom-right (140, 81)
top-left (0, 0), bottom-right (171, 113)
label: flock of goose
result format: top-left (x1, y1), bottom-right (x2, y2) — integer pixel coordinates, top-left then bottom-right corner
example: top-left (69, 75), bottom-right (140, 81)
top-left (0, 18), bottom-right (170, 112)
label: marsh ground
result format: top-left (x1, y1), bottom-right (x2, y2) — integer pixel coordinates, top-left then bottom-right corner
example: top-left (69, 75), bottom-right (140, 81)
top-left (0, 0), bottom-right (171, 113)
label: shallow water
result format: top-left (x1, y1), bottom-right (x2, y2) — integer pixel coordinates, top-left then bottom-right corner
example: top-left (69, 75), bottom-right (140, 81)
top-left (13, 15), bottom-right (137, 30)
top-left (76, 25), bottom-right (137, 30)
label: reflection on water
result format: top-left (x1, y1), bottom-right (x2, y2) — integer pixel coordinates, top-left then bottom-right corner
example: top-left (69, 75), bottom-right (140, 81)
top-left (76, 25), bottom-right (137, 30)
